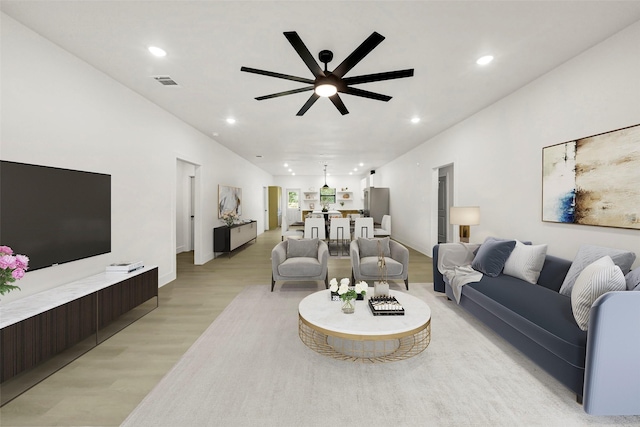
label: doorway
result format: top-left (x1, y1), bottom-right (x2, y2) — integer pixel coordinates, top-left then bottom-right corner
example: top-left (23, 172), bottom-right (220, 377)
top-left (436, 164), bottom-right (454, 243)
top-left (286, 188), bottom-right (301, 224)
top-left (176, 158), bottom-right (201, 266)
top-left (438, 175), bottom-right (447, 243)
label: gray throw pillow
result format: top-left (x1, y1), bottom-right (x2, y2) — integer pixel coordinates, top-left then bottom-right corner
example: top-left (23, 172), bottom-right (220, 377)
top-left (358, 237), bottom-right (391, 258)
top-left (471, 237), bottom-right (516, 277)
top-left (571, 256), bottom-right (626, 331)
top-left (559, 245), bottom-right (636, 296)
top-left (287, 238), bottom-right (318, 258)
top-left (626, 267), bottom-right (640, 291)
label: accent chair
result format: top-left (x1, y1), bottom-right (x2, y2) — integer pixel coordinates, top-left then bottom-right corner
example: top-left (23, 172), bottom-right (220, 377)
top-left (271, 238), bottom-right (329, 291)
top-left (350, 237), bottom-right (409, 290)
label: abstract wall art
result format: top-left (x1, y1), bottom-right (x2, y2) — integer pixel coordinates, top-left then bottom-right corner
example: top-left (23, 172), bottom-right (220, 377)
top-left (542, 124), bottom-right (640, 230)
top-left (218, 185), bottom-right (242, 218)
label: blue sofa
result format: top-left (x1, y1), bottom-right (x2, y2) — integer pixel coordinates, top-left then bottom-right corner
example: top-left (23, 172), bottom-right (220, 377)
top-left (433, 244), bottom-right (640, 415)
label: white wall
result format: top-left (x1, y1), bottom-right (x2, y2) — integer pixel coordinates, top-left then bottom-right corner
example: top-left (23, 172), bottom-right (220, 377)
top-left (0, 13), bottom-right (273, 303)
top-left (375, 20), bottom-right (640, 267)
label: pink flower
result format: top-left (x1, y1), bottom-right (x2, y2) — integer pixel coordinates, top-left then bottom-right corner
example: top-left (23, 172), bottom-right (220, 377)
top-left (0, 246), bottom-right (13, 256)
top-left (0, 255), bottom-right (16, 270)
top-left (15, 255), bottom-right (29, 270)
top-left (12, 268), bottom-right (25, 280)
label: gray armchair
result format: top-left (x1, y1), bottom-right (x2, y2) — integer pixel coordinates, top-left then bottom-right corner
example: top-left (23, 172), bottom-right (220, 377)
top-left (350, 237), bottom-right (409, 290)
top-left (271, 238), bottom-right (329, 291)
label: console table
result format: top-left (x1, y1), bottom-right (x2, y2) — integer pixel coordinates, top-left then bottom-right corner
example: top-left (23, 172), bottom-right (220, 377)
top-left (213, 221), bottom-right (257, 256)
top-left (0, 266), bottom-right (158, 406)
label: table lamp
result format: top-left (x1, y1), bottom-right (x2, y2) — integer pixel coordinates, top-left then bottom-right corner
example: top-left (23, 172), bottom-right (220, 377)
top-left (450, 206), bottom-right (480, 243)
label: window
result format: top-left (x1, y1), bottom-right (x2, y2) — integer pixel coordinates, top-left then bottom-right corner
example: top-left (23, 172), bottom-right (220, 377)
top-left (287, 191), bottom-right (299, 209)
top-left (320, 187), bottom-right (336, 204)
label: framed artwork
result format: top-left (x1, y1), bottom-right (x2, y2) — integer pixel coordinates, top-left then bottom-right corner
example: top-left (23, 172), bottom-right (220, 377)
top-left (542, 124), bottom-right (640, 230)
top-left (218, 185), bottom-right (242, 218)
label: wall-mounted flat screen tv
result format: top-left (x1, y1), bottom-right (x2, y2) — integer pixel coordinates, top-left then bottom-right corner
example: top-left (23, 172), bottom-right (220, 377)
top-left (0, 161), bottom-right (111, 271)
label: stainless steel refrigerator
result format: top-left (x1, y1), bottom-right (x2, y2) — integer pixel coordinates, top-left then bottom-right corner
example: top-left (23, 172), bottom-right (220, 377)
top-left (363, 187), bottom-right (389, 224)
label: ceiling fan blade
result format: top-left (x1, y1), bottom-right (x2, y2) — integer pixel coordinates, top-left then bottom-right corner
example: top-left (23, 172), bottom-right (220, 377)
top-left (283, 32), bottom-right (325, 78)
top-left (296, 93), bottom-right (320, 116)
top-left (343, 69), bottom-right (414, 85)
top-left (329, 94), bottom-right (349, 115)
top-left (255, 86), bottom-right (314, 100)
top-left (240, 67), bottom-right (314, 84)
top-left (342, 86), bottom-right (392, 102)
top-left (332, 32), bottom-right (385, 78)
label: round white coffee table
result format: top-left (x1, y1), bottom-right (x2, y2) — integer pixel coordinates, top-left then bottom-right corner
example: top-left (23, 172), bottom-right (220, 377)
top-left (298, 290), bottom-right (431, 362)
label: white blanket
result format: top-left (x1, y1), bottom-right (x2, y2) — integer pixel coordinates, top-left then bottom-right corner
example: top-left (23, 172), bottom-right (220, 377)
top-left (437, 243), bottom-right (482, 303)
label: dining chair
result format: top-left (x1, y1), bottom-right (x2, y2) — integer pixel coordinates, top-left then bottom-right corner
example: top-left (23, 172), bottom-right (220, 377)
top-left (374, 215), bottom-right (391, 237)
top-left (353, 217), bottom-right (374, 239)
top-left (304, 217), bottom-right (326, 240)
top-left (328, 217), bottom-right (351, 256)
top-left (281, 216), bottom-right (304, 241)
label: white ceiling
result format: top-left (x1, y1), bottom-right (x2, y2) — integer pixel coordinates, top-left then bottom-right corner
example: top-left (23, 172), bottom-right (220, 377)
top-left (3, 1), bottom-right (640, 176)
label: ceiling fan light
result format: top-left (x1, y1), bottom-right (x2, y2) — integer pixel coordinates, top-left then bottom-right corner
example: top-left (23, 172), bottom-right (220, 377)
top-left (476, 55), bottom-right (494, 65)
top-left (148, 46), bottom-right (167, 57)
top-left (315, 84), bottom-right (337, 97)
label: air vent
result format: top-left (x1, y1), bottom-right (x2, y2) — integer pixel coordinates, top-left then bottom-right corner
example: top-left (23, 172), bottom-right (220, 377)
top-left (151, 75), bottom-right (179, 86)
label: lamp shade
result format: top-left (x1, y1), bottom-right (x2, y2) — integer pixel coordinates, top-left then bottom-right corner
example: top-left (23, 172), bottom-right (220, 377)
top-left (449, 206), bottom-right (480, 225)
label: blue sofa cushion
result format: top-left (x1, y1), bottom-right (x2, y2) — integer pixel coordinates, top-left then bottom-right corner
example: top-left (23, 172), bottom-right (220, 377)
top-left (625, 266), bottom-right (640, 291)
top-left (464, 275), bottom-right (587, 368)
top-left (472, 238), bottom-right (516, 277)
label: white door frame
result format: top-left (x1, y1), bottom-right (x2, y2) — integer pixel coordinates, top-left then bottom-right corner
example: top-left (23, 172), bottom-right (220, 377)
top-left (285, 188), bottom-right (302, 224)
top-left (174, 157), bottom-right (202, 272)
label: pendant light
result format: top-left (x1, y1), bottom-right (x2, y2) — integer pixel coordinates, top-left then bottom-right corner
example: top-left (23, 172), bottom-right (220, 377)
top-left (322, 164), bottom-right (329, 189)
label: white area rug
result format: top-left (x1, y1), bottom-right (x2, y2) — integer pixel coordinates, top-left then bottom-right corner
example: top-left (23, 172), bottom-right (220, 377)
top-left (122, 284), bottom-right (640, 426)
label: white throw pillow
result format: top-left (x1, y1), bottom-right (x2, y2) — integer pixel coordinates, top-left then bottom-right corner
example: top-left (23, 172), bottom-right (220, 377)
top-left (571, 256), bottom-right (626, 331)
top-left (503, 240), bottom-right (548, 284)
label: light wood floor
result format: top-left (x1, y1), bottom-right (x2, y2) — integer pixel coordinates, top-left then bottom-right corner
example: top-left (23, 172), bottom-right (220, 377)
top-left (0, 230), bottom-right (433, 426)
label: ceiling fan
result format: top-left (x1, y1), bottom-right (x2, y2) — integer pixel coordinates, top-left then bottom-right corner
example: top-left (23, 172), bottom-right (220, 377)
top-left (240, 31), bottom-right (414, 116)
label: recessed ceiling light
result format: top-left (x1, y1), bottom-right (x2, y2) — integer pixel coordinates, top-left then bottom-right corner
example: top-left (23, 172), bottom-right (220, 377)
top-left (284, 163), bottom-right (288, 167)
top-left (291, 172), bottom-right (296, 176)
top-left (476, 55), bottom-right (494, 66)
top-left (148, 46), bottom-right (166, 57)
top-left (288, 169), bottom-right (292, 172)
top-left (353, 168), bottom-right (358, 172)
top-left (212, 132), bottom-right (219, 137)
top-left (359, 162), bottom-right (364, 167)
top-left (226, 118), bottom-right (236, 124)
top-left (411, 117), bottom-right (421, 124)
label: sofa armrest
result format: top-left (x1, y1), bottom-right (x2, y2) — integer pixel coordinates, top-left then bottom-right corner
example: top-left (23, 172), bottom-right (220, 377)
top-left (271, 241), bottom-right (287, 275)
top-left (584, 291), bottom-right (640, 415)
top-left (389, 240), bottom-right (409, 272)
top-left (350, 240), bottom-right (361, 273)
top-left (318, 240), bottom-right (329, 276)
top-left (433, 245), bottom-right (446, 293)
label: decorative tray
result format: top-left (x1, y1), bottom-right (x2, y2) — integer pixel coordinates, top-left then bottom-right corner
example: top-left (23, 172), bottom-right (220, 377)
top-left (368, 296), bottom-right (405, 316)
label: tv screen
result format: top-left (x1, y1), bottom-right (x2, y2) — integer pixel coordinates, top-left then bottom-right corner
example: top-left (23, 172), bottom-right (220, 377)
top-left (0, 161), bottom-right (111, 271)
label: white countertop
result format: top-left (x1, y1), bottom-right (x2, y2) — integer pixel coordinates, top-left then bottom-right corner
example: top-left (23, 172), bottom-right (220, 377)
top-left (311, 210), bottom-right (342, 214)
top-left (0, 266), bottom-right (157, 329)
top-left (298, 290), bottom-right (431, 337)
